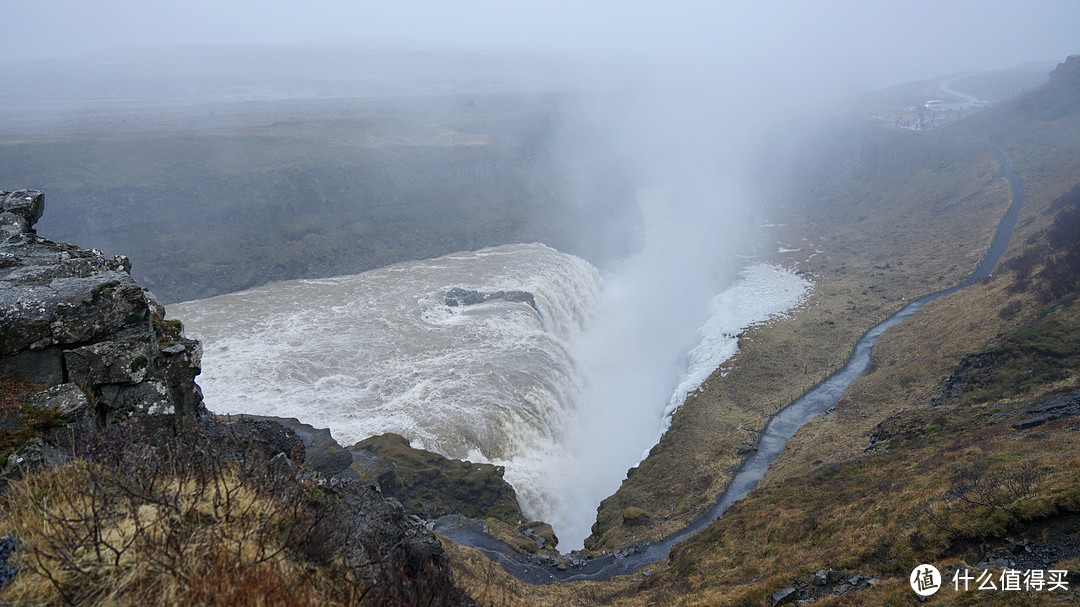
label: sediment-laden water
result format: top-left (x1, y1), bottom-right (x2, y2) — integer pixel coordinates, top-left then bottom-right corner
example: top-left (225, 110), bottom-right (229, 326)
top-left (173, 242), bottom-right (809, 548)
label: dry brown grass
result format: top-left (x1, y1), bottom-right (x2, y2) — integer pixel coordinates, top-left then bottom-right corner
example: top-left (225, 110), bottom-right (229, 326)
top-left (591, 402), bottom-right (1080, 607)
top-left (0, 379), bottom-right (66, 470)
top-left (764, 103), bottom-right (1080, 487)
top-left (0, 461), bottom-right (335, 606)
top-left (0, 419), bottom-right (458, 606)
top-left (0, 379), bottom-right (39, 416)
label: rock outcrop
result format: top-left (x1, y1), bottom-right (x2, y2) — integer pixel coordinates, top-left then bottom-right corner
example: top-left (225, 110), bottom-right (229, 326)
top-left (444, 287), bottom-right (541, 316)
top-left (0, 189), bottom-right (205, 424)
top-left (1020, 54), bottom-right (1080, 120)
top-left (0, 188), bottom-right (475, 605)
top-left (354, 432), bottom-right (526, 527)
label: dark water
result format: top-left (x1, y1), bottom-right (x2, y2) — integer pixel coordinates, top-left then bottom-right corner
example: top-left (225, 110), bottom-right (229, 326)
top-left (437, 141), bottom-right (1025, 584)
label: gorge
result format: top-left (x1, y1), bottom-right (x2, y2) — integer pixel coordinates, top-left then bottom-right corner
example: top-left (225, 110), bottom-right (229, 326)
top-left (2, 44), bottom-right (1079, 606)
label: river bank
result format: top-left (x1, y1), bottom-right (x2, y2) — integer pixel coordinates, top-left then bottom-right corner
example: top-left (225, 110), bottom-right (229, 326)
top-left (440, 57), bottom-right (1080, 606)
top-left (432, 127), bottom-right (1025, 584)
top-left (583, 122), bottom-right (1010, 551)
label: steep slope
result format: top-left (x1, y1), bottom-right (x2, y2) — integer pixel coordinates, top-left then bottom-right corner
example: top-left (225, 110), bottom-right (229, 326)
top-left (586, 117), bottom-right (1011, 552)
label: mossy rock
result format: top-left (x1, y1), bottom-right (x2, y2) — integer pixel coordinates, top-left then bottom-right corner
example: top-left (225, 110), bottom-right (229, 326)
top-left (354, 433), bottom-right (524, 525)
top-left (484, 518), bottom-right (538, 554)
top-left (622, 506), bottom-right (651, 526)
top-left (518, 520), bottom-right (559, 551)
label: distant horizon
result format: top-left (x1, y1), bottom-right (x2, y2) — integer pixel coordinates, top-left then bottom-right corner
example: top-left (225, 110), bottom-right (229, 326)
top-left (0, 42), bottom-right (1070, 117)
top-left (9, 0), bottom-right (1080, 96)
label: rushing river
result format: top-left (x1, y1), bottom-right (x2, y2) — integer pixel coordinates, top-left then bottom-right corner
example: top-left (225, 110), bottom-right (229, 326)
top-left (173, 240), bottom-right (810, 548)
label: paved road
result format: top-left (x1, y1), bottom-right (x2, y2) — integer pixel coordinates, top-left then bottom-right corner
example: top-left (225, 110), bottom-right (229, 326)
top-left (938, 74), bottom-right (979, 105)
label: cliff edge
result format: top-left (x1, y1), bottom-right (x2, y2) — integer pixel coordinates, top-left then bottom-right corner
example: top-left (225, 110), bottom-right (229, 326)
top-left (0, 189), bottom-right (475, 606)
top-left (1, 189), bottom-right (204, 424)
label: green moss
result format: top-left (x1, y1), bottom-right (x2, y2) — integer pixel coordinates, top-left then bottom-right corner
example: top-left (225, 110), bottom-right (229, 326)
top-left (951, 300), bottom-right (1080, 405)
top-left (124, 311), bottom-right (147, 325)
top-left (152, 315), bottom-right (184, 348)
top-left (0, 397), bottom-right (67, 463)
top-left (959, 506), bottom-right (1014, 539)
top-left (354, 433), bottom-right (524, 525)
top-left (483, 518), bottom-right (538, 554)
top-left (866, 438), bottom-right (892, 455)
top-left (130, 355), bottom-right (149, 372)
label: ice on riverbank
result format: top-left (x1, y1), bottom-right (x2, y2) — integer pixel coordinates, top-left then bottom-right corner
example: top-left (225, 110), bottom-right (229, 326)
top-left (660, 263), bottom-right (811, 429)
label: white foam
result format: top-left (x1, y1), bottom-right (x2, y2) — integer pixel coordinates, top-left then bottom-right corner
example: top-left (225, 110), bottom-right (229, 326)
top-left (662, 263), bottom-right (811, 427)
top-left (173, 243), bottom-right (601, 458)
top-left (172, 243), bottom-right (811, 551)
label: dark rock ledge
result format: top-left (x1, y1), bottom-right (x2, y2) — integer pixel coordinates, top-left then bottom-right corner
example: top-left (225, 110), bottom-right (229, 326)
top-left (444, 287), bottom-right (541, 317)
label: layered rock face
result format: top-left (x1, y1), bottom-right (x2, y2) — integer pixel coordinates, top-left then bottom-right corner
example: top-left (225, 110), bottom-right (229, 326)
top-left (0, 189), bottom-right (205, 423)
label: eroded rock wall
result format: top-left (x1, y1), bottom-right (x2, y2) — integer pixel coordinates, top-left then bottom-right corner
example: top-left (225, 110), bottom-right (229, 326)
top-left (0, 189), bottom-right (205, 423)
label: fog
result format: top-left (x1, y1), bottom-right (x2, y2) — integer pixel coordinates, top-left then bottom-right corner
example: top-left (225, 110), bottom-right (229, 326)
top-left (4, 0), bottom-right (1078, 548)
top-left (8, 0), bottom-right (1080, 82)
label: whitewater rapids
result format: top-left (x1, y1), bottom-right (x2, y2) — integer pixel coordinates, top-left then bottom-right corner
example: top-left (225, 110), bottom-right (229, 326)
top-left (172, 242), bottom-right (809, 548)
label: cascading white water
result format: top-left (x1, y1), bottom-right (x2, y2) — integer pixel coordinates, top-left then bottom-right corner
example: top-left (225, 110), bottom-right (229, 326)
top-left (173, 243), bottom-right (605, 524)
top-left (173, 223), bottom-right (810, 551)
top-left (522, 188), bottom-right (813, 547)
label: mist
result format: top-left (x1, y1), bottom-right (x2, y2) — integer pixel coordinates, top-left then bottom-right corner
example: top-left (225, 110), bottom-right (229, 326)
top-left (5, 0), bottom-right (1079, 551)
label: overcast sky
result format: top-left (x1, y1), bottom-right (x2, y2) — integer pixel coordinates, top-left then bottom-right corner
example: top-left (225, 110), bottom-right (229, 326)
top-left (6, 1), bottom-right (1080, 90)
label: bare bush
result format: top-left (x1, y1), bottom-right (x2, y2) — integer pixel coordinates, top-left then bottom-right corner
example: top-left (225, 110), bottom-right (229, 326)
top-left (0, 418), bottom-right (471, 606)
top-left (946, 459), bottom-right (1040, 510)
top-left (998, 299), bottom-right (1023, 320)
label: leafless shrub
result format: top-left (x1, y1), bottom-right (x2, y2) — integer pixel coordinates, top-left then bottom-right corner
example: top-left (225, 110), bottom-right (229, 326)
top-left (0, 418), bottom-right (467, 606)
top-left (1001, 460), bottom-right (1042, 500)
top-left (946, 459), bottom-right (1040, 510)
top-left (998, 299), bottom-right (1023, 320)
top-left (919, 458), bottom-right (1046, 543)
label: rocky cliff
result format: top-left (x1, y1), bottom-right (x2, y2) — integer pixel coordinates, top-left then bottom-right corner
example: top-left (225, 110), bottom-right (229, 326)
top-left (1, 189), bottom-right (204, 424)
top-left (1019, 53), bottom-right (1080, 120)
top-left (0, 188), bottom-right (475, 605)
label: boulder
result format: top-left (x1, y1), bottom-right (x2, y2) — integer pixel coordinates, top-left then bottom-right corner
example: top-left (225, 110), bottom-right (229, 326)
top-left (0, 190), bottom-right (44, 236)
top-left (444, 287), bottom-right (541, 316)
top-left (1012, 415), bottom-right (1048, 430)
top-left (27, 383), bottom-right (90, 418)
top-left (65, 333), bottom-right (155, 386)
top-left (519, 521), bottom-right (559, 551)
top-left (240, 415), bottom-right (361, 480)
top-left (771, 586), bottom-right (797, 606)
top-left (1, 437), bottom-right (70, 481)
